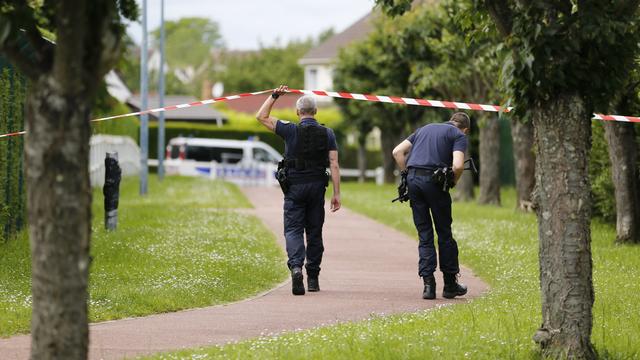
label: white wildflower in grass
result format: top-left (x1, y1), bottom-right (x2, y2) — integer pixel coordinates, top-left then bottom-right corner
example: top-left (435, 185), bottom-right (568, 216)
top-left (138, 184), bottom-right (640, 360)
top-left (0, 176), bottom-right (287, 337)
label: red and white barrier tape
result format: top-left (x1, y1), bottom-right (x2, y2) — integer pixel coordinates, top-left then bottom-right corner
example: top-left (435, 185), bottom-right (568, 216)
top-left (0, 90), bottom-right (271, 139)
top-left (291, 89), bottom-right (640, 123)
top-left (1, 88), bottom-right (638, 139)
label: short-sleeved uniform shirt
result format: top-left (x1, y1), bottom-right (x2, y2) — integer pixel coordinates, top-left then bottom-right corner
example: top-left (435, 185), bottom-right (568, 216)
top-left (275, 117), bottom-right (338, 181)
top-left (406, 122), bottom-right (467, 169)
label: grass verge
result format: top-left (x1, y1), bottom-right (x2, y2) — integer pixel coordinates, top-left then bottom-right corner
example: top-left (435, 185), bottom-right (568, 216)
top-left (148, 184), bottom-right (640, 359)
top-left (0, 176), bottom-right (288, 337)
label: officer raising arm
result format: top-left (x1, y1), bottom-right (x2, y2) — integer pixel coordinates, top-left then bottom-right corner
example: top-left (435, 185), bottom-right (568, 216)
top-left (256, 85), bottom-right (341, 296)
top-left (392, 112), bottom-right (470, 300)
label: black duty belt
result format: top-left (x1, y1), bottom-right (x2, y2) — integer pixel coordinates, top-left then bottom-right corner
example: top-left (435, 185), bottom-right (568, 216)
top-left (283, 159), bottom-right (327, 170)
top-left (409, 168), bottom-right (434, 177)
top-left (289, 177), bottom-right (327, 185)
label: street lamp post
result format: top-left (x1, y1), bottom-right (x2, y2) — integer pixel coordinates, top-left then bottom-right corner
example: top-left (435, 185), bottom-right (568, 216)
top-left (139, 0), bottom-right (149, 195)
top-left (158, 0), bottom-right (166, 181)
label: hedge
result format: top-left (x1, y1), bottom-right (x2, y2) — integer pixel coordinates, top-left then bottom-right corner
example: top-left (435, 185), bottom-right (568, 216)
top-left (146, 106), bottom-right (347, 160)
top-left (0, 64), bottom-right (27, 241)
top-left (147, 121), bottom-right (284, 159)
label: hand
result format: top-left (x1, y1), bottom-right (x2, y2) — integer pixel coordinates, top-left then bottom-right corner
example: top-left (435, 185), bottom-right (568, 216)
top-left (330, 194), bottom-right (341, 212)
top-left (273, 84), bottom-right (288, 97)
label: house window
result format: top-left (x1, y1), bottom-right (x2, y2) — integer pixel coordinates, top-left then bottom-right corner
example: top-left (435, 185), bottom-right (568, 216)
top-left (307, 68), bottom-right (318, 90)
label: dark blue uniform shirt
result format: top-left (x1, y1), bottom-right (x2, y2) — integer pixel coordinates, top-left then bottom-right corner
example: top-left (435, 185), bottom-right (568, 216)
top-left (275, 117), bottom-right (338, 181)
top-left (406, 122), bottom-right (467, 169)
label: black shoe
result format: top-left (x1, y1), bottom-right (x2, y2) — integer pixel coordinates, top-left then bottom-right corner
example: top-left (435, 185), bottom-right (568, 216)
top-left (307, 276), bottom-right (320, 292)
top-left (291, 267), bottom-right (305, 295)
top-left (443, 273), bottom-right (467, 299)
top-left (422, 275), bottom-right (436, 299)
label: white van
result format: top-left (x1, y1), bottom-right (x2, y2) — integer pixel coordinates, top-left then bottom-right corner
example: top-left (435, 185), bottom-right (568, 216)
top-left (164, 137), bottom-right (283, 185)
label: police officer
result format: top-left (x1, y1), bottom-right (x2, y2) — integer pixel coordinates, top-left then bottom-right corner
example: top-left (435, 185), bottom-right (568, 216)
top-left (392, 112), bottom-right (470, 300)
top-left (256, 85), bottom-right (341, 296)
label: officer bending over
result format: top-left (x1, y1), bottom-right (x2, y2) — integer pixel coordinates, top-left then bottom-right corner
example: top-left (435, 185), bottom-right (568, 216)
top-left (256, 85), bottom-right (341, 296)
top-left (392, 112), bottom-right (470, 300)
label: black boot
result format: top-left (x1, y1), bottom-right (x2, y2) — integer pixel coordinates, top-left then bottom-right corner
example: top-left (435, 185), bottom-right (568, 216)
top-left (422, 275), bottom-right (436, 299)
top-left (307, 276), bottom-right (320, 292)
top-left (443, 273), bottom-right (467, 299)
top-left (291, 267), bottom-right (305, 295)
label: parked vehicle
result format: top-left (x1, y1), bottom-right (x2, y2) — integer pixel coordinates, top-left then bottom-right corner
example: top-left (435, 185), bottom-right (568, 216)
top-left (164, 137), bottom-right (282, 185)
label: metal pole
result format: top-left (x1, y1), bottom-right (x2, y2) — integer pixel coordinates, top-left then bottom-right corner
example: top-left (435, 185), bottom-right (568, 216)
top-left (158, 0), bottom-right (166, 181)
top-left (139, 0), bottom-right (149, 195)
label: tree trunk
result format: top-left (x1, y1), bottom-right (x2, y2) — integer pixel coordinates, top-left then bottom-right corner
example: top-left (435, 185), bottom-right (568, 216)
top-left (357, 132), bottom-right (368, 183)
top-left (511, 119), bottom-right (536, 211)
top-left (478, 115), bottom-right (501, 205)
top-left (381, 129), bottom-right (404, 184)
top-left (453, 152), bottom-right (474, 202)
top-left (532, 94), bottom-right (596, 360)
top-left (603, 121), bottom-right (640, 243)
top-left (26, 78), bottom-right (92, 359)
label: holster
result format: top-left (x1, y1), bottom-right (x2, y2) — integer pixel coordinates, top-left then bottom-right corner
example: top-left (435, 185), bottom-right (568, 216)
top-left (433, 166), bottom-right (455, 192)
top-left (276, 160), bottom-right (290, 194)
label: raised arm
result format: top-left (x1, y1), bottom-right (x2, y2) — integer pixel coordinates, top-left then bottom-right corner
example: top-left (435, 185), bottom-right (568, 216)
top-left (329, 150), bottom-right (341, 212)
top-left (256, 85), bottom-right (287, 132)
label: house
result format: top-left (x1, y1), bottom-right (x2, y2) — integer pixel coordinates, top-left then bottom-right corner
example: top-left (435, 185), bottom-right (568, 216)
top-left (298, 0), bottom-right (431, 95)
top-left (127, 95), bottom-right (227, 126)
top-left (105, 70), bottom-right (133, 103)
top-left (298, 13), bottom-right (374, 99)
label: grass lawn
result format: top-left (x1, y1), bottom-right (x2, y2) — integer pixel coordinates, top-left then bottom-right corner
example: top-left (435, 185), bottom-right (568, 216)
top-left (0, 176), bottom-right (288, 337)
top-left (150, 183), bottom-right (640, 359)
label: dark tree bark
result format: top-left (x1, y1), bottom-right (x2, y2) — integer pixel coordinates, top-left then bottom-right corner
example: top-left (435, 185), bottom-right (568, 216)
top-left (26, 75), bottom-right (92, 360)
top-left (603, 121), bottom-right (640, 243)
top-left (381, 129), bottom-right (404, 184)
top-left (0, 1), bottom-right (132, 358)
top-left (532, 94), bottom-right (596, 359)
top-left (357, 132), bottom-right (368, 183)
top-left (511, 119), bottom-right (535, 211)
top-left (453, 151), bottom-right (474, 202)
top-left (478, 115), bottom-right (500, 205)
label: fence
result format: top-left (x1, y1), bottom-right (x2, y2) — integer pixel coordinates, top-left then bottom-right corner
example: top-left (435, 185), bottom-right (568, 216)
top-left (340, 167), bottom-right (385, 185)
top-left (154, 158), bottom-right (384, 187)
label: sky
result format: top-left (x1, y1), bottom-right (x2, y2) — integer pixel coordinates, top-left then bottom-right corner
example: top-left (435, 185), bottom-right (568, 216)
top-left (127, 0), bottom-right (375, 50)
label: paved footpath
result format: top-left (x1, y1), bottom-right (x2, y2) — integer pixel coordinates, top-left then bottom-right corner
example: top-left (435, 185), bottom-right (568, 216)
top-left (0, 186), bottom-right (488, 360)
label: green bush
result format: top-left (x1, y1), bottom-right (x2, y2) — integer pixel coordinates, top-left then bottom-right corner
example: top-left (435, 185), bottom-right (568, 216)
top-left (147, 106), bottom-right (349, 161)
top-left (0, 64), bottom-right (27, 241)
top-left (338, 146), bottom-right (383, 170)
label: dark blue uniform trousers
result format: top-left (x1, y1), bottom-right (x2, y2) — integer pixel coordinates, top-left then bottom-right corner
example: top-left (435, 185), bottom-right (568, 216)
top-left (283, 181), bottom-right (326, 277)
top-left (407, 171), bottom-right (460, 277)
